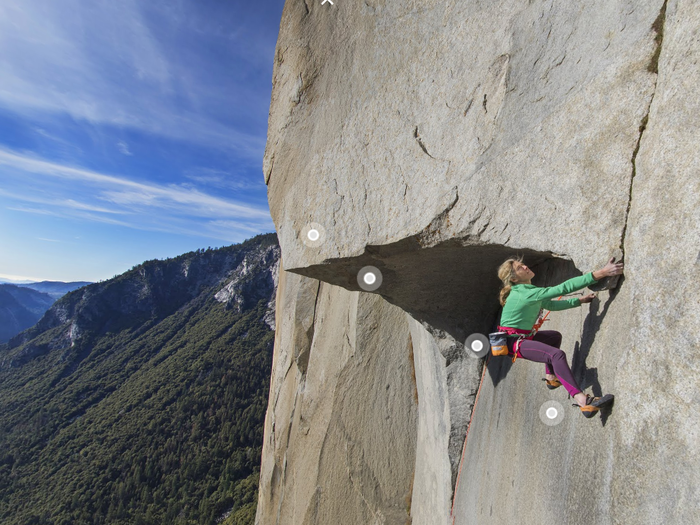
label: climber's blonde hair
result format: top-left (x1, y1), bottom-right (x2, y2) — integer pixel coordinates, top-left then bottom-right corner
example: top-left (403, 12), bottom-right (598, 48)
top-left (497, 255), bottom-right (524, 306)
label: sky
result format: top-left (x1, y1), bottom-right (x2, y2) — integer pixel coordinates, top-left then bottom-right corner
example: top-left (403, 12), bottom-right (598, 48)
top-left (0, 0), bottom-right (286, 283)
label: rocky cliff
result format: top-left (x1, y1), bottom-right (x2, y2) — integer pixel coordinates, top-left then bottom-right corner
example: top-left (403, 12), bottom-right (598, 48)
top-left (257, 1), bottom-right (699, 524)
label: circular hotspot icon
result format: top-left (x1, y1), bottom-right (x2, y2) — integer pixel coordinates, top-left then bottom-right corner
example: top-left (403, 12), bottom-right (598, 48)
top-left (301, 223), bottom-right (326, 247)
top-left (464, 333), bottom-right (490, 358)
top-left (357, 266), bottom-right (383, 291)
top-left (539, 400), bottom-right (565, 426)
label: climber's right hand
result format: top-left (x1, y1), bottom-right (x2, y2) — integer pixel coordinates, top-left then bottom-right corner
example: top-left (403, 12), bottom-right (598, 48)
top-left (594, 257), bottom-right (624, 280)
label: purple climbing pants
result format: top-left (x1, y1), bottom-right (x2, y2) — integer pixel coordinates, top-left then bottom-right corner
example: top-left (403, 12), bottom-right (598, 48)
top-left (507, 330), bottom-right (582, 397)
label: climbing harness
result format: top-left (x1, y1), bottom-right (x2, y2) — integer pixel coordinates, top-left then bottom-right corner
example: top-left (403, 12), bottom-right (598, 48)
top-left (495, 297), bottom-right (560, 362)
top-left (496, 325), bottom-right (534, 362)
top-left (488, 311), bottom-right (548, 359)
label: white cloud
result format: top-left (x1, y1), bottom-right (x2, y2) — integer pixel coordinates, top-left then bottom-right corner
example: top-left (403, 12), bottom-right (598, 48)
top-left (0, 148), bottom-right (270, 219)
top-left (0, 0), bottom-right (269, 162)
top-left (6, 206), bottom-right (58, 217)
top-left (184, 167), bottom-right (266, 190)
top-left (117, 141), bottom-right (133, 156)
top-left (63, 199), bottom-right (127, 214)
top-left (0, 273), bottom-right (45, 283)
top-left (0, 189), bottom-right (127, 214)
top-left (0, 147), bottom-right (274, 240)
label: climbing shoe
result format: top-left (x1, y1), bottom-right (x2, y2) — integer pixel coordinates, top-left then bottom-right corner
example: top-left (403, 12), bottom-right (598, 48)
top-left (542, 377), bottom-right (562, 390)
top-left (573, 394), bottom-right (614, 418)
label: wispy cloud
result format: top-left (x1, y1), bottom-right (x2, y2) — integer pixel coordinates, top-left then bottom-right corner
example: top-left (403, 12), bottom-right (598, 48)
top-left (0, 273), bottom-right (45, 283)
top-left (116, 141), bottom-right (133, 156)
top-left (0, 148), bottom-right (270, 218)
top-left (0, 0), bottom-right (284, 283)
top-left (0, 189), bottom-right (126, 214)
top-left (0, 147), bottom-right (274, 240)
top-left (7, 206), bottom-right (58, 217)
top-left (184, 167), bottom-right (267, 191)
top-left (34, 127), bottom-right (82, 149)
top-left (0, 0), bottom-right (270, 162)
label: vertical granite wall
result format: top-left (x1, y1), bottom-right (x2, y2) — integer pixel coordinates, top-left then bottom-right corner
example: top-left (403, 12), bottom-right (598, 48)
top-left (257, 0), bottom-right (700, 523)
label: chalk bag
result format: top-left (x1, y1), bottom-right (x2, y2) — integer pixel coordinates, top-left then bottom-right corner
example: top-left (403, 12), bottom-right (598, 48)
top-left (489, 332), bottom-right (509, 357)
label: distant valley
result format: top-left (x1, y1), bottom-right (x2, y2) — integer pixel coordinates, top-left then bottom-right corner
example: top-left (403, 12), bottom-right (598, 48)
top-left (16, 280), bottom-right (93, 300)
top-left (0, 281), bottom-right (90, 343)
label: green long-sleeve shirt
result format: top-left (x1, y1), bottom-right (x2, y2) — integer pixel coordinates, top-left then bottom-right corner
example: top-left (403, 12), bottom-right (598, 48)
top-left (499, 272), bottom-right (598, 331)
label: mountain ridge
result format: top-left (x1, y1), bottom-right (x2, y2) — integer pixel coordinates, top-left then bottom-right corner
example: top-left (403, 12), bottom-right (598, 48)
top-left (0, 232), bottom-right (280, 525)
top-left (18, 281), bottom-right (92, 300)
top-left (0, 285), bottom-right (55, 343)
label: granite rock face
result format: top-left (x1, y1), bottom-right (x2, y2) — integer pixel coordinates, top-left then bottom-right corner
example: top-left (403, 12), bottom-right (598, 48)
top-left (258, 0), bottom-right (700, 523)
top-left (258, 269), bottom-right (419, 524)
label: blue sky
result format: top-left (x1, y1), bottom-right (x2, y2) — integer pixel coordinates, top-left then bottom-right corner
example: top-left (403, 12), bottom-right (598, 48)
top-left (0, 0), bottom-right (286, 282)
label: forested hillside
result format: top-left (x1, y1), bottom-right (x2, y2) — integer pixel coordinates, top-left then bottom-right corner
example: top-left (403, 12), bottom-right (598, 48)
top-left (0, 233), bottom-right (279, 525)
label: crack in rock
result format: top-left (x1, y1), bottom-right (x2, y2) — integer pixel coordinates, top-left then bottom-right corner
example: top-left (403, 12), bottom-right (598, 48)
top-left (418, 187), bottom-right (459, 247)
top-left (620, 0), bottom-right (667, 264)
top-left (648, 0), bottom-right (667, 74)
top-left (413, 126), bottom-right (435, 158)
top-left (464, 98), bottom-right (473, 116)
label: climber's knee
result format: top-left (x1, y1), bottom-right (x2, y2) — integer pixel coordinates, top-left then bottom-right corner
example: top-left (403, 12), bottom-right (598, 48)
top-left (551, 349), bottom-right (566, 362)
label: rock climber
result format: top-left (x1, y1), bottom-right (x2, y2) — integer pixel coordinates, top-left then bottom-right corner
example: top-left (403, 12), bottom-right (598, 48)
top-left (496, 256), bottom-right (624, 418)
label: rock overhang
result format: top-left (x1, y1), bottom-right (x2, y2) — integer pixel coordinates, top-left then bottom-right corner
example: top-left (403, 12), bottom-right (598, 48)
top-left (288, 233), bottom-right (573, 344)
top-left (265, 0), bottom-right (664, 284)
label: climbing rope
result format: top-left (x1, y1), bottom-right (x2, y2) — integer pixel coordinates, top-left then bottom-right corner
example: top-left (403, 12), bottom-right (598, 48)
top-left (531, 300), bottom-right (558, 332)
top-left (450, 353), bottom-right (490, 524)
top-left (449, 297), bottom-right (562, 522)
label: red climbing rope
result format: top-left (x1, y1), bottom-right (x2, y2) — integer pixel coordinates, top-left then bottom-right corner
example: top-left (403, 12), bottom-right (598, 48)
top-left (449, 298), bottom-right (562, 522)
top-left (531, 301), bottom-right (557, 332)
top-left (450, 353), bottom-right (490, 524)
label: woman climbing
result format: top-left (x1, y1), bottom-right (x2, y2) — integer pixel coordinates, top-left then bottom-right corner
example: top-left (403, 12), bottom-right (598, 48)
top-left (496, 256), bottom-right (624, 418)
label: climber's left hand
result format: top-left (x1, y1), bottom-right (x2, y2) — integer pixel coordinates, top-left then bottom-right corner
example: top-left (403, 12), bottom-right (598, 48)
top-left (580, 293), bottom-right (596, 304)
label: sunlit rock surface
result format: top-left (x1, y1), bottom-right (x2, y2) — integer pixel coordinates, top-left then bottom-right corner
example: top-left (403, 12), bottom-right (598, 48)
top-left (257, 0), bottom-right (700, 523)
